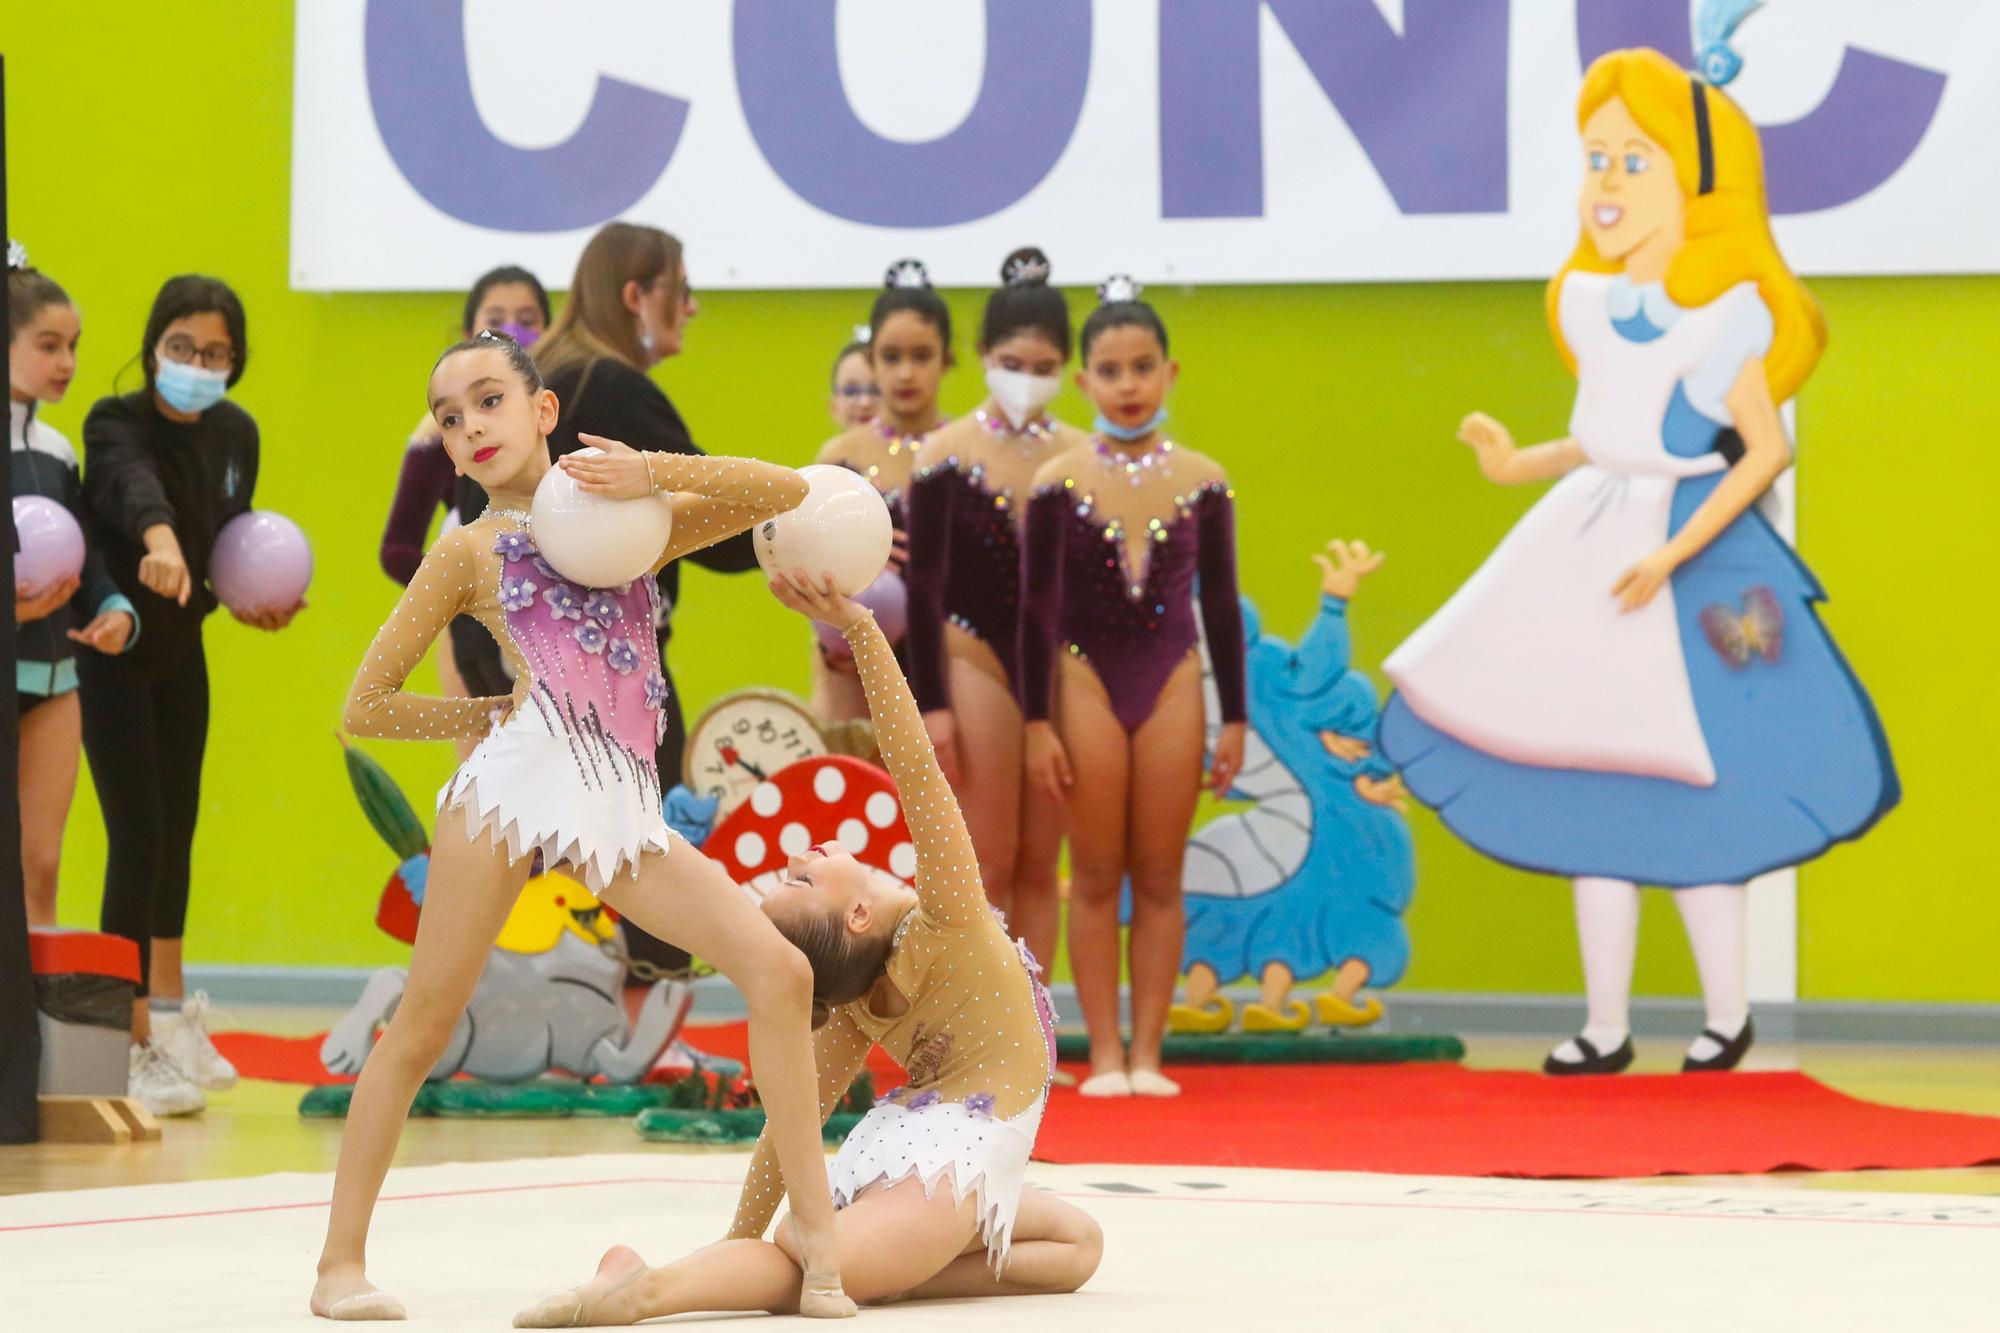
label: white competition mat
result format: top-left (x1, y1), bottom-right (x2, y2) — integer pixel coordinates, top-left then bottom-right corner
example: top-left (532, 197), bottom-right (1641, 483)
top-left (3, 1151), bottom-right (1995, 1330)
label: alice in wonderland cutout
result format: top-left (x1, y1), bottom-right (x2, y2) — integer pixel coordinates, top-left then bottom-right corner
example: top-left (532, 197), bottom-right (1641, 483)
top-left (1378, 15), bottom-right (1898, 1075)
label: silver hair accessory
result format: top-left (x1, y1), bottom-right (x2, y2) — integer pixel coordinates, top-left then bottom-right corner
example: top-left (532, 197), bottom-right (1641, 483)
top-left (852, 323), bottom-right (873, 345)
top-left (1097, 273), bottom-right (1142, 304)
top-left (5, 239), bottom-right (26, 271)
top-left (885, 258), bottom-right (931, 290)
top-left (1004, 252), bottom-right (1051, 287)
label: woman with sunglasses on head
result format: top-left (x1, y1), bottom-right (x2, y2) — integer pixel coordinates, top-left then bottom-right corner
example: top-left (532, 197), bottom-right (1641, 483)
top-left (79, 274), bottom-right (300, 1117)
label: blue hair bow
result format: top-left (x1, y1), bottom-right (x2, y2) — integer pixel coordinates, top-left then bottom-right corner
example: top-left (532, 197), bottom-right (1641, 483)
top-left (1695, 0), bottom-right (1763, 86)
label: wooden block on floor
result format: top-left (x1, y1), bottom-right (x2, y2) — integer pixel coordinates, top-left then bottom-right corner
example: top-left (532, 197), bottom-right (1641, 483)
top-left (39, 1096), bottom-right (130, 1144)
top-left (37, 1096), bottom-right (161, 1145)
top-left (107, 1098), bottom-right (162, 1142)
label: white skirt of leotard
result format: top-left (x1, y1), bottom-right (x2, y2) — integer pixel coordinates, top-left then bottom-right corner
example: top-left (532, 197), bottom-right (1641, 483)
top-left (829, 1091), bottom-right (1047, 1271)
top-left (438, 699), bottom-right (673, 893)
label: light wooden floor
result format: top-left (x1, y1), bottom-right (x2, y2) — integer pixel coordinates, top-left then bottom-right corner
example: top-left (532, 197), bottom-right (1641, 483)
top-left (5, 1006), bottom-right (1998, 1199)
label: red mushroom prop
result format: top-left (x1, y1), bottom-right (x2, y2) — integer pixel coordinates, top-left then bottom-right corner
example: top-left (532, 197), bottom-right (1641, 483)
top-left (704, 755), bottom-right (916, 900)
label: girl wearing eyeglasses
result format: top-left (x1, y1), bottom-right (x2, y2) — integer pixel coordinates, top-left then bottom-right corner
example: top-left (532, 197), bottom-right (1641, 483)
top-left (827, 334), bottom-right (880, 431)
top-left (79, 274), bottom-right (297, 1117)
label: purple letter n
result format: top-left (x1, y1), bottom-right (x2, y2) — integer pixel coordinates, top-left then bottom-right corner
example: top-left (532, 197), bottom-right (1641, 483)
top-left (1161, 0), bottom-right (1511, 218)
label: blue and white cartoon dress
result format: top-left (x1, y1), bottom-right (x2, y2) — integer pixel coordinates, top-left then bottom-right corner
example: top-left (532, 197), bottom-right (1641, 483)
top-left (1379, 273), bottom-right (1897, 887)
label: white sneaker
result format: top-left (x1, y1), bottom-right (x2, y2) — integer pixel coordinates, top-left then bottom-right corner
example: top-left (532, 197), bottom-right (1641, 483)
top-left (128, 1041), bottom-right (205, 1117)
top-left (155, 991), bottom-right (238, 1091)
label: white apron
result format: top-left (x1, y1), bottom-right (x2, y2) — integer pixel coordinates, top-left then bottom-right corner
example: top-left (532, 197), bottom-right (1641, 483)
top-left (1385, 276), bottom-right (1762, 788)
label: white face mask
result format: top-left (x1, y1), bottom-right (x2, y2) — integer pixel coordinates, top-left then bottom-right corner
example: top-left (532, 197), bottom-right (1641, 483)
top-left (985, 365), bottom-right (1061, 429)
top-left (636, 312), bottom-right (658, 361)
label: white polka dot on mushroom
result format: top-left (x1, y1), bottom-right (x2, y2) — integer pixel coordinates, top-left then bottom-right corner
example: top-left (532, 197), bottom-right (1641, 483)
top-left (734, 831), bottom-right (767, 867)
top-left (750, 783), bottom-right (782, 817)
top-left (865, 791), bottom-right (898, 828)
top-left (813, 765), bottom-right (847, 803)
top-left (889, 841), bottom-right (917, 879)
top-left (837, 818), bottom-right (869, 853)
top-left (778, 822), bottom-right (811, 856)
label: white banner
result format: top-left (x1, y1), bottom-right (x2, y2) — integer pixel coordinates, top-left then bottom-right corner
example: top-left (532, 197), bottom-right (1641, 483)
top-left (290, 0), bottom-right (1997, 291)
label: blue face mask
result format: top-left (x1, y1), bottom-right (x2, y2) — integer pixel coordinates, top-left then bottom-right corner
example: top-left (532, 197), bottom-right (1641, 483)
top-left (1094, 407), bottom-right (1168, 442)
top-left (156, 360), bottom-right (230, 415)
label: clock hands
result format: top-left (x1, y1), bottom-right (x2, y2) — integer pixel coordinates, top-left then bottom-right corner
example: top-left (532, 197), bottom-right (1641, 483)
top-left (719, 744), bottom-right (769, 782)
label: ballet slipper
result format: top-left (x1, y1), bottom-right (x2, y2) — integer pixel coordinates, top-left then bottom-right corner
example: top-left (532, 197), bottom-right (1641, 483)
top-left (311, 1274), bottom-right (406, 1322)
top-left (775, 1218), bottom-right (856, 1319)
top-left (1128, 1067), bottom-right (1181, 1098)
top-left (1167, 997), bottom-right (1235, 1034)
top-left (512, 1245), bottom-right (649, 1328)
top-left (799, 1271), bottom-right (858, 1319)
top-left (1241, 1000), bottom-right (1310, 1033)
top-left (1077, 1069), bottom-right (1133, 1098)
top-left (1050, 1068), bottom-right (1077, 1088)
top-left (1315, 993), bottom-right (1385, 1028)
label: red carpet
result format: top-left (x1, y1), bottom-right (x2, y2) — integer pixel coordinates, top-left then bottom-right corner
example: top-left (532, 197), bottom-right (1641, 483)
top-left (214, 1028), bottom-right (2000, 1179)
top-left (1034, 1062), bottom-right (2000, 1179)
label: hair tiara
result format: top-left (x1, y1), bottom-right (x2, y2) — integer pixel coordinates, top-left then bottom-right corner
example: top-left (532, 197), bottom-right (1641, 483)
top-left (1096, 274), bottom-right (1143, 304)
top-left (884, 258), bottom-right (932, 290)
top-left (1003, 251), bottom-right (1051, 288)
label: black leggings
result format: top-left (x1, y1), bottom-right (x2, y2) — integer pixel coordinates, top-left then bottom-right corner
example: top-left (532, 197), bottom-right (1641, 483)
top-left (77, 643), bottom-right (209, 999)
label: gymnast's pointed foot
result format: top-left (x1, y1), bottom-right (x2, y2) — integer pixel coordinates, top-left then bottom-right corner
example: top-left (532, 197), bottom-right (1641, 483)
top-left (310, 1270), bottom-right (406, 1321)
top-left (514, 1244), bottom-right (652, 1328)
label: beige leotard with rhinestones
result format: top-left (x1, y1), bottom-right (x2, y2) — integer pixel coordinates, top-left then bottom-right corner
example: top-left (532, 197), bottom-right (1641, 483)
top-left (727, 613), bottom-right (1055, 1240)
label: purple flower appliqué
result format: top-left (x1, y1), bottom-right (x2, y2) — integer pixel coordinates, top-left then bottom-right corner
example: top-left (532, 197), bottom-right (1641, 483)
top-left (643, 671), bottom-right (669, 710)
top-left (964, 1092), bottom-right (996, 1117)
top-left (498, 576), bottom-right (538, 613)
top-left (543, 584), bottom-right (584, 622)
top-left (533, 556), bottom-right (561, 581)
top-left (905, 1089), bottom-right (942, 1111)
top-left (606, 639), bottom-right (640, 675)
top-left (492, 530), bottom-right (537, 563)
top-left (574, 622), bottom-right (608, 654)
top-left (584, 593), bottom-right (624, 626)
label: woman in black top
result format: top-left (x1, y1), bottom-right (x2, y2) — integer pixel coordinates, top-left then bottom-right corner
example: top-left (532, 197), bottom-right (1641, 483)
top-left (79, 275), bottom-right (299, 1115)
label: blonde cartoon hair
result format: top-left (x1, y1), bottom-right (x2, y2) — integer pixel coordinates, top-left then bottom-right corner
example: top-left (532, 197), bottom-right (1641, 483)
top-left (1546, 47), bottom-right (1826, 401)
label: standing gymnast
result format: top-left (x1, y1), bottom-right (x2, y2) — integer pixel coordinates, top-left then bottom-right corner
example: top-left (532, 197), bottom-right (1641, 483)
top-left (9, 252), bottom-right (136, 930)
top-left (904, 246), bottom-right (1082, 979)
top-left (379, 265), bottom-right (550, 759)
top-left (810, 259), bottom-right (951, 722)
top-left (312, 333), bottom-right (852, 1321)
top-left (1019, 278), bottom-right (1247, 1098)
top-left (515, 570), bottom-right (1101, 1326)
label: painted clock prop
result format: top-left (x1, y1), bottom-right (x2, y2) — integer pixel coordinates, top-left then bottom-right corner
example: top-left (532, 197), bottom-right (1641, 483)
top-left (680, 690), bottom-right (916, 897)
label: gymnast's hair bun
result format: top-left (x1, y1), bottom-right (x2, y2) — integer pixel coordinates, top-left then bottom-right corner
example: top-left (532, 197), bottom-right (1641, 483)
top-left (1000, 247), bottom-right (1052, 288)
top-left (884, 258), bottom-right (933, 290)
top-left (1096, 273), bottom-right (1143, 305)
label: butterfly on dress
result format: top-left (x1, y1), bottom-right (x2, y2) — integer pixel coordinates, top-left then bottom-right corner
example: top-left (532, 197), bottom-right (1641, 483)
top-left (1699, 585), bottom-right (1783, 669)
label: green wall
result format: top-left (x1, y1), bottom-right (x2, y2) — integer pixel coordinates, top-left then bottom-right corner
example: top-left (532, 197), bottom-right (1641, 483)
top-left (9, 14), bottom-right (1991, 1002)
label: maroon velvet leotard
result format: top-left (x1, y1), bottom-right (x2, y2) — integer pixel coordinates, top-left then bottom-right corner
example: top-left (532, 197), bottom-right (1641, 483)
top-left (904, 458), bottom-right (1027, 713)
top-left (1018, 479), bottom-right (1247, 734)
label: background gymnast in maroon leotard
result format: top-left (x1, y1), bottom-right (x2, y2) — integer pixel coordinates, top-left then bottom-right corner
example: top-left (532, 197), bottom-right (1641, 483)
top-left (1019, 277), bottom-right (1248, 1100)
top-left (905, 246), bottom-right (1086, 991)
top-left (809, 259), bottom-right (951, 723)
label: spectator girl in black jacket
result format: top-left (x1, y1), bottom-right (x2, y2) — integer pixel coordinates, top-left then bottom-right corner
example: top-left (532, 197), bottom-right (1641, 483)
top-left (9, 250), bottom-right (135, 929)
top-left (80, 275), bottom-right (300, 1116)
